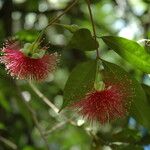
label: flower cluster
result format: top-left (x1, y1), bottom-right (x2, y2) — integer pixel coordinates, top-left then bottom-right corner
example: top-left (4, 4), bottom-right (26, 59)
top-left (0, 39), bottom-right (134, 124)
top-left (0, 39), bottom-right (58, 82)
top-left (72, 73), bottom-right (134, 124)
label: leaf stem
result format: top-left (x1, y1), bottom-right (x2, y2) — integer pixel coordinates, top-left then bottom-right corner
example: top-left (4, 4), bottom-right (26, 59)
top-left (29, 82), bottom-right (59, 114)
top-left (86, 0), bottom-right (100, 58)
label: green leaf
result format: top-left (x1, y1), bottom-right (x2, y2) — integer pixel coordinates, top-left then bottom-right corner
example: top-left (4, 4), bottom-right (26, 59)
top-left (101, 36), bottom-right (150, 73)
top-left (68, 28), bottom-right (99, 51)
top-left (130, 83), bottom-right (150, 129)
top-left (102, 60), bottom-right (150, 129)
top-left (112, 128), bottom-right (142, 143)
top-left (62, 60), bottom-right (97, 109)
top-left (55, 23), bottom-right (80, 33)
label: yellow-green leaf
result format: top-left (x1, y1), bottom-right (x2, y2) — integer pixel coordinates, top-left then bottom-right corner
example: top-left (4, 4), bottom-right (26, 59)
top-left (62, 60), bottom-right (97, 109)
top-left (102, 36), bottom-right (150, 73)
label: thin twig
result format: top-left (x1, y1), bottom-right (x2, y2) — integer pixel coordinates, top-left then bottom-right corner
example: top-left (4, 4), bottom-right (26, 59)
top-left (28, 83), bottom-right (79, 137)
top-left (16, 83), bottom-right (50, 150)
top-left (44, 120), bottom-right (69, 136)
top-left (26, 104), bottom-right (50, 150)
top-left (86, 0), bottom-right (100, 58)
top-left (44, 115), bottom-right (77, 137)
top-left (34, 0), bottom-right (78, 44)
top-left (29, 82), bottom-right (59, 114)
top-left (45, 0), bottom-right (78, 29)
top-left (0, 136), bottom-right (17, 150)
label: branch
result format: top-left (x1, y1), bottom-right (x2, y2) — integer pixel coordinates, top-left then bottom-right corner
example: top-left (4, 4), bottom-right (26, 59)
top-left (45, 0), bottom-right (78, 29)
top-left (0, 136), bottom-right (17, 150)
top-left (44, 120), bottom-right (68, 136)
top-left (33, 0), bottom-right (78, 52)
top-left (44, 116), bottom-right (77, 136)
top-left (15, 83), bottom-right (50, 150)
top-left (26, 104), bottom-right (50, 150)
top-left (29, 82), bottom-right (59, 114)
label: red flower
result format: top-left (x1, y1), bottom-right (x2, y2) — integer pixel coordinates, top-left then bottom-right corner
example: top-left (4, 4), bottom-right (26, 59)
top-left (73, 79), bottom-right (134, 124)
top-left (0, 40), bottom-right (58, 81)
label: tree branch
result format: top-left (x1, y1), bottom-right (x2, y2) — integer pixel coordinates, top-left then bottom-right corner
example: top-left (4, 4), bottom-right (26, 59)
top-left (26, 104), bottom-right (50, 150)
top-left (15, 83), bottom-right (50, 150)
top-left (0, 136), bottom-right (17, 150)
top-left (29, 82), bottom-right (59, 114)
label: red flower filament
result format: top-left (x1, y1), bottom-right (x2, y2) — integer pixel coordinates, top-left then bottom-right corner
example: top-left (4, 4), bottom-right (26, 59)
top-left (0, 40), bottom-right (58, 81)
top-left (73, 80), bottom-right (134, 124)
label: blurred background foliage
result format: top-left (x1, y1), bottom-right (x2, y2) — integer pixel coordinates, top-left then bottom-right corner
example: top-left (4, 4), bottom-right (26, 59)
top-left (0, 0), bottom-right (150, 150)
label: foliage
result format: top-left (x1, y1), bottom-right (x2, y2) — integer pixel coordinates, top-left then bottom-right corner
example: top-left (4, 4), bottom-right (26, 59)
top-left (0, 0), bottom-right (150, 150)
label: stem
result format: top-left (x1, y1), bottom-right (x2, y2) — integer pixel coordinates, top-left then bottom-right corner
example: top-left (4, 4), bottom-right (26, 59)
top-left (44, 120), bottom-right (68, 136)
top-left (33, 0), bottom-right (78, 46)
top-left (44, 116), bottom-right (76, 137)
top-left (27, 104), bottom-right (50, 150)
top-left (45, 0), bottom-right (78, 30)
top-left (29, 82), bottom-right (59, 114)
top-left (15, 83), bottom-right (49, 150)
top-left (0, 136), bottom-right (17, 150)
top-left (86, 0), bottom-right (100, 58)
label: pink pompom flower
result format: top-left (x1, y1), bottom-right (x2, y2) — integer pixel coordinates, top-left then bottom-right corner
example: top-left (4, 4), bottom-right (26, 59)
top-left (0, 39), bottom-right (58, 81)
top-left (72, 76), bottom-right (134, 124)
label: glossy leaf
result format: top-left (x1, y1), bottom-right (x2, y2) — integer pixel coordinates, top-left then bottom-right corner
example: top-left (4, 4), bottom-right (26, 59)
top-left (101, 36), bottom-right (150, 73)
top-left (62, 60), bottom-right (97, 108)
top-left (102, 60), bottom-right (150, 129)
top-left (68, 28), bottom-right (99, 51)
